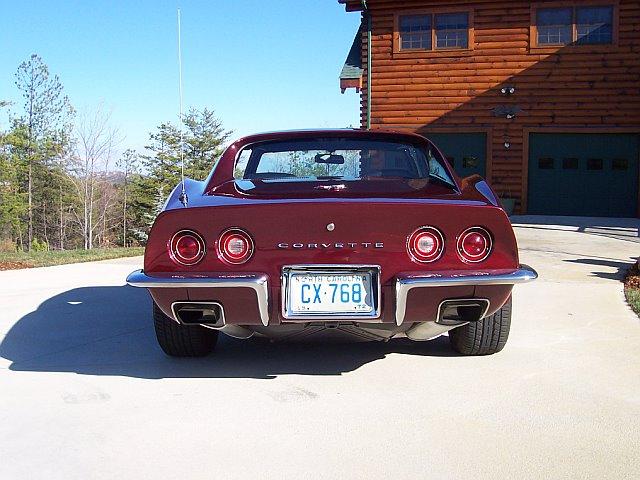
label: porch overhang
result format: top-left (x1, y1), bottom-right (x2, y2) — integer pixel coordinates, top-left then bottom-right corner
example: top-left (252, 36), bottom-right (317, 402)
top-left (339, 26), bottom-right (364, 93)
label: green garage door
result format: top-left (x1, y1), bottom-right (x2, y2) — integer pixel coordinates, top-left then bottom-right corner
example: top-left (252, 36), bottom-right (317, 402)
top-left (425, 133), bottom-right (487, 178)
top-left (528, 133), bottom-right (639, 217)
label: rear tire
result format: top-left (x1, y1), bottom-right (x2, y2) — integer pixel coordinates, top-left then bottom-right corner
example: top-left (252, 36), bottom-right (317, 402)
top-left (448, 297), bottom-right (512, 356)
top-left (153, 302), bottom-right (218, 357)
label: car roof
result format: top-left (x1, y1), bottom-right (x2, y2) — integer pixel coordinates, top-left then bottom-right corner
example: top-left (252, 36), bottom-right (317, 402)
top-left (231, 128), bottom-right (431, 147)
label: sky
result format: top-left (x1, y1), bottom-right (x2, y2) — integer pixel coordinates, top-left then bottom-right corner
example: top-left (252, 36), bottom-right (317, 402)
top-left (0, 0), bottom-right (362, 154)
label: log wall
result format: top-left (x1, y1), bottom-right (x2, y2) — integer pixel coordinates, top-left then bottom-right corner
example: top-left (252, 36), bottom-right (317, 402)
top-left (348, 0), bottom-right (640, 212)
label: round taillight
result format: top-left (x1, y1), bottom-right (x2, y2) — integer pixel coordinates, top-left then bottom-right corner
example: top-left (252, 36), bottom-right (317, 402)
top-left (407, 226), bottom-right (444, 263)
top-left (169, 230), bottom-right (205, 266)
top-left (217, 228), bottom-right (254, 264)
top-left (457, 227), bottom-right (492, 263)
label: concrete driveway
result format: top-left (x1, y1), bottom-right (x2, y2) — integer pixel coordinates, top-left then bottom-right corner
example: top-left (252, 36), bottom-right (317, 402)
top-left (1, 218), bottom-right (639, 480)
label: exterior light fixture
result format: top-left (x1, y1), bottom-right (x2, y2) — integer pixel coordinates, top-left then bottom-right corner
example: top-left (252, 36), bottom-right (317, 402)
top-left (492, 105), bottom-right (523, 119)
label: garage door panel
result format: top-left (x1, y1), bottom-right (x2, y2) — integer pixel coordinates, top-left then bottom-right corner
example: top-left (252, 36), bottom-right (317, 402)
top-left (424, 133), bottom-right (487, 178)
top-left (528, 133), bottom-right (639, 217)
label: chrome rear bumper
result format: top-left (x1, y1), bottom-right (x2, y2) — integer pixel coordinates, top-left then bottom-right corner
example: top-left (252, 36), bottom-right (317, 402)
top-left (127, 264), bottom-right (537, 328)
top-left (125, 270), bottom-right (270, 326)
top-left (394, 264), bottom-right (537, 325)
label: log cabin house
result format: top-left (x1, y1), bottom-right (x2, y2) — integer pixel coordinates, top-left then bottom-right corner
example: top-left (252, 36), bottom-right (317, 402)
top-left (338, 0), bottom-right (640, 216)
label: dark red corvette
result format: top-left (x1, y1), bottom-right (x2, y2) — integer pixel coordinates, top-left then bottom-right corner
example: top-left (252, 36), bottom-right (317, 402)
top-left (127, 129), bottom-right (536, 356)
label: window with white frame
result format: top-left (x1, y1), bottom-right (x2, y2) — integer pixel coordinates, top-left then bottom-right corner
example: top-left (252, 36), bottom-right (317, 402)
top-left (535, 5), bottom-right (614, 46)
top-left (398, 11), bottom-right (470, 51)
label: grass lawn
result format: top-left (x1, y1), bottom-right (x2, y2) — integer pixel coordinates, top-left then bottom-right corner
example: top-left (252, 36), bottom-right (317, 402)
top-left (0, 247), bottom-right (144, 270)
top-left (624, 262), bottom-right (640, 317)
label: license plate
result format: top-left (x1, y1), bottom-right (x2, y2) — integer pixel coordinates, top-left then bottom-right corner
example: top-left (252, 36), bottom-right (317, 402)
top-left (284, 269), bottom-right (377, 317)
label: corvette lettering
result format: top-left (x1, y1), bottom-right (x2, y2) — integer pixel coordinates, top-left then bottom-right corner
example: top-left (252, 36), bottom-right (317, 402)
top-left (277, 242), bottom-right (384, 249)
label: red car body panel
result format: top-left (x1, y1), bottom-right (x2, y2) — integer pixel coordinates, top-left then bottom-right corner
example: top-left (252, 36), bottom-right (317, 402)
top-left (139, 129), bottom-right (523, 327)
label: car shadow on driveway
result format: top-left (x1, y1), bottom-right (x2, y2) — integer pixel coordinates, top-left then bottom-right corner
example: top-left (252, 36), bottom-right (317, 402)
top-left (0, 285), bottom-right (460, 379)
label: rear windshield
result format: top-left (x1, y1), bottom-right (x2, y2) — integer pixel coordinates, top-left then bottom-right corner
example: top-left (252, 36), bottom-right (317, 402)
top-left (234, 138), bottom-right (455, 186)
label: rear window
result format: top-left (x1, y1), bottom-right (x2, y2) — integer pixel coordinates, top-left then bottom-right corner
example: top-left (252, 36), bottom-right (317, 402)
top-left (234, 138), bottom-right (454, 186)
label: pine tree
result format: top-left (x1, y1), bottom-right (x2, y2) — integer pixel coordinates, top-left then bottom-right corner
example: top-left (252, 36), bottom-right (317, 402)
top-left (130, 108), bottom-right (230, 240)
top-left (14, 54), bottom-right (74, 250)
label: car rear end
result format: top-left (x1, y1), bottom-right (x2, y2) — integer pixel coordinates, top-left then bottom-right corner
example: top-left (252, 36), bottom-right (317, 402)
top-left (126, 130), bottom-right (536, 355)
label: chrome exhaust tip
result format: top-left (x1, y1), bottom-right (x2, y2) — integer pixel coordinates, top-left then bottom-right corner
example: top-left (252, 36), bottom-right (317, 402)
top-left (171, 302), bottom-right (224, 327)
top-left (436, 299), bottom-right (490, 326)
